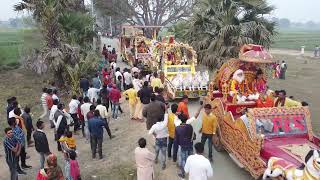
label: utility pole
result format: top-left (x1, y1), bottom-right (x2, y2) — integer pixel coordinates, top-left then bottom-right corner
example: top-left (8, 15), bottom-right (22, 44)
top-left (109, 16), bottom-right (112, 37)
top-left (91, 0), bottom-right (97, 50)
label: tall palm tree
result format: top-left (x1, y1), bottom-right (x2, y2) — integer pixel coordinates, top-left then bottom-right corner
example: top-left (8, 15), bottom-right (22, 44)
top-left (185, 0), bottom-right (276, 68)
top-left (14, 0), bottom-right (78, 85)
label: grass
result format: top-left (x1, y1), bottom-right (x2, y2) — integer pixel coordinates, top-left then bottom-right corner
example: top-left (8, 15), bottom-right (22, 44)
top-left (273, 30), bottom-right (320, 51)
top-left (0, 29), bottom-right (42, 69)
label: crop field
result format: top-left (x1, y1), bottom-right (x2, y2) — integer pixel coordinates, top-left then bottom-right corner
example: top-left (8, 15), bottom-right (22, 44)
top-left (0, 29), bottom-right (42, 69)
top-left (273, 30), bottom-right (320, 51)
top-left (0, 30), bottom-right (23, 66)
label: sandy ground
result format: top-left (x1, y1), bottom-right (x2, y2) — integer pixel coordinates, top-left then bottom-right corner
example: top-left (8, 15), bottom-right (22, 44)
top-left (0, 38), bottom-right (319, 179)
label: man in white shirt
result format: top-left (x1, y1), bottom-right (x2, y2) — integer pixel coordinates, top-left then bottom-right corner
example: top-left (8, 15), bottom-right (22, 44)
top-left (184, 142), bottom-right (213, 180)
top-left (123, 68), bottom-right (132, 90)
top-left (115, 67), bottom-right (123, 81)
top-left (49, 99), bottom-right (59, 129)
top-left (87, 85), bottom-right (100, 104)
top-left (148, 112), bottom-right (169, 170)
top-left (107, 45), bottom-right (112, 52)
top-left (110, 62), bottom-right (117, 72)
top-left (95, 99), bottom-right (115, 139)
top-left (52, 89), bottom-right (59, 102)
top-left (174, 105), bottom-right (203, 127)
top-left (131, 65), bottom-right (140, 75)
top-left (80, 97), bottom-right (92, 141)
top-left (132, 74), bottom-right (142, 91)
top-left (69, 95), bottom-right (80, 132)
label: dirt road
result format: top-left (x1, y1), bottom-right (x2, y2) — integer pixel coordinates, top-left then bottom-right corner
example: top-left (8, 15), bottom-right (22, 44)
top-left (0, 37), bottom-right (319, 179)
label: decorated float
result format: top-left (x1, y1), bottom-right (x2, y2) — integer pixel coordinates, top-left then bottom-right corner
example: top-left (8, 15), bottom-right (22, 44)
top-left (205, 44), bottom-right (320, 179)
top-left (120, 25), bottom-right (161, 69)
top-left (120, 26), bottom-right (210, 99)
top-left (160, 36), bottom-right (210, 99)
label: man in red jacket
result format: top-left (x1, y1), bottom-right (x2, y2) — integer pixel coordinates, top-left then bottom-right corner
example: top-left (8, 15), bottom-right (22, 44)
top-left (45, 89), bottom-right (54, 111)
top-left (109, 85), bottom-right (121, 119)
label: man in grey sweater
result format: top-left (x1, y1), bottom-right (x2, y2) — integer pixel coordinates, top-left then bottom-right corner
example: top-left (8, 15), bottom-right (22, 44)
top-left (143, 94), bottom-right (165, 130)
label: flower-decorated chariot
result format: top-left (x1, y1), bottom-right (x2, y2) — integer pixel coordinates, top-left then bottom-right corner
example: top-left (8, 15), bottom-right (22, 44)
top-left (205, 44), bottom-right (320, 179)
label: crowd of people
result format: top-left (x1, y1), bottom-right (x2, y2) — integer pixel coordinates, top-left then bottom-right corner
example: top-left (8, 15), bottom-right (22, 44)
top-left (272, 60), bottom-right (287, 80)
top-left (3, 44), bottom-right (238, 180)
top-left (4, 84), bottom-right (83, 180)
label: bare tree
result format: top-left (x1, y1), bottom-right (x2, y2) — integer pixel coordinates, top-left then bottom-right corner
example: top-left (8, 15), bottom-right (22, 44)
top-left (96, 0), bottom-right (194, 36)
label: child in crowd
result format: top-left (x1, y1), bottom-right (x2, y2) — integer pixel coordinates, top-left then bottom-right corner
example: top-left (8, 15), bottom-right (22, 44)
top-left (59, 131), bottom-right (77, 150)
top-left (69, 150), bottom-right (81, 180)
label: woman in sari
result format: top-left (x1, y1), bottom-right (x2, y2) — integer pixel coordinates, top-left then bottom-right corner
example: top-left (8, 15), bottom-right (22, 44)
top-left (36, 154), bottom-right (64, 180)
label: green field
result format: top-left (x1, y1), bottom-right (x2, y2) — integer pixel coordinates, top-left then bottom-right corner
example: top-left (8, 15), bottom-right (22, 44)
top-left (0, 29), bottom-right (42, 69)
top-left (273, 30), bottom-right (320, 51)
top-left (0, 30), bottom-right (23, 66)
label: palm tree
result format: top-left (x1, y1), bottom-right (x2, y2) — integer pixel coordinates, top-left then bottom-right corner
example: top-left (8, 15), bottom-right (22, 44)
top-left (14, 0), bottom-right (94, 86)
top-left (58, 11), bottom-right (96, 50)
top-left (185, 0), bottom-right (276, 68)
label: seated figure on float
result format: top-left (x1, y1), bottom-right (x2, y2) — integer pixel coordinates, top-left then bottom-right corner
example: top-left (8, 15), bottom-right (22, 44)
top-left (230, 69), bottom-right (259, 103)
top-left (137, 41), bottom-right (149, 53)
top-left (253, 69), bottom-right (267, 94)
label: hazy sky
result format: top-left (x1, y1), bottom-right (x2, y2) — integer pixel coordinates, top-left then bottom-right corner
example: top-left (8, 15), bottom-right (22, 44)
top-left (1, 0), bottom-right (320, 22)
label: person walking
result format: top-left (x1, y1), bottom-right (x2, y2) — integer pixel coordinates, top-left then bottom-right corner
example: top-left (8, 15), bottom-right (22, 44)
top-left (92, 73), bottom-right (101, 89)
top-left (123, 68), bottom-right (132, 90)
top-left (184, 142), bottom-right (213, 180)
top-left (88, 84), bottom-right (100, 104)
top-left (80, 77), bottom-right (90, 97)
top-left (116, 76), bottom-right (123, 92)
top-left (14, 108), bottom-right (27, 133)
top-left (49, 99), bottom-right (59, 129)
top-left (38, 154), bottom-right (64, 180)
top-left (148, 111), bottom-right (169, 170)
top-left (143, 94), bottom-right (165, 130)
top-left (8, 117), bottom-right (32, 174)
top-left (150, 72), bottom-right (163, 91)
top-left (109, 85), bottom-right (121, 119)
top-left (138, 81), bottom-right (153, 106)
top-left (52, 89), bottom-right (59, 102)
top-left (69, 150), bottom-right (81, 180)
top-left (154, 87), bottom-right (165, 103)
top-left (88, 110), bottom-right (107, 159)
top-left (96, 99), bottom-right (115, 139)
top-left (279, 61), bottom-right (287, 80)
top-left (177, 95), bottom-right (190, 119)
top-left (167, 103), bottom-right (178, 161)
top-left (33, 120), bottom-right (50, 169)
top-left (3, 127), bottom-right (20, 180)
top-left (175, 114), bottom-right (194, 179)
top-left (115, 67), bottom-right (123, 84)
top-left (123, 84), bottom-right (138, 120)
top-left (314, 45), bottom-right (319, 57)
top-left (134, 138), bottom-right (155, 180)
top-left (200, 104), bottom-right (218, 162)
top-left (45, 89), bottom-right (54, 111)
top-left (39, 88), bottom-right (48, 121)
top-left (53, 103), bottom-right (69, 151)
top-left (21, 107), bottom-right (34, 147)
top-left (80, 97), bottom-right (92, 140)
top-left (69, 95), bottom-right (80, 133)
top-left (77, 97), bottom-right (85, 137)
top-left (100, 84), bottom-right (110, 112)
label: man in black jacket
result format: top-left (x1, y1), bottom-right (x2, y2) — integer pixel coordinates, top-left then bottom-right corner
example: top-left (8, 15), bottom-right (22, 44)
top-left (138, 81), bottom-right (153, 105)
top-left (54, 103), bottom-right (68, 151)
top-left (33, 120), bottom-right (50, 169)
